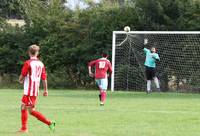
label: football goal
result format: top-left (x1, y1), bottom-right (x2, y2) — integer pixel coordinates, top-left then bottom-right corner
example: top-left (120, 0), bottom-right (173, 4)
top-left (111, 31), bottom-right (200, 92)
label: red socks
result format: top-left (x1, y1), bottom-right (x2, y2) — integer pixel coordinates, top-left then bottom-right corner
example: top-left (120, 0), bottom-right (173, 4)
top-left (20, 108), bottom-right (51, 132)
top-left (101, 91), bottom-right (107, 103)
top-left (99, 87), bottom-right (107, 103)
top-left (21, 109), bottom-right (28, 130)
top-left (31, 110), bottom-right (51, 125)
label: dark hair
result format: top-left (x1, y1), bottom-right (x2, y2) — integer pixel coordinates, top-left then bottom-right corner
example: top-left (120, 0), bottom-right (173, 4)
top-left (101, 53), bottom-right (109, 58)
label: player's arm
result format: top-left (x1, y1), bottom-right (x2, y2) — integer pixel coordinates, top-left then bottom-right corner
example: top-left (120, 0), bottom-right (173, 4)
top-left (88, 60), bottom-right (96, 77)
top-left (42, 80), bottom-right (48, 97)
top-left (41, 67), bottom-right (48, 97)
top-left (19, 74), bottom-right (24, 84)
top-left (88, 66), bottom-right (94, 77)
top-left (143, 39), bottom-right (149, 53)
top-left (19, 61), bottom-right (29, 84)
top-left (143, 43), bottom-right (150, 53)
top-left (108, 62), bottom-right (113, 77)
top-left (152, 54), bottom-right (160, 61)
top-left (143, 48), bottom-right (149, 53)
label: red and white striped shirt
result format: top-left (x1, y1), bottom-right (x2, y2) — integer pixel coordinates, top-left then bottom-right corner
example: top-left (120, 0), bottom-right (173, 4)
top-left (21, 57), bottom-right (47, 96)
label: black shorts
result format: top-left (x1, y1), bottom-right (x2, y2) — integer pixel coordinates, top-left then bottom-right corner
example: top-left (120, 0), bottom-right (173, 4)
top-left (145, 66), bottom-right (156, 80)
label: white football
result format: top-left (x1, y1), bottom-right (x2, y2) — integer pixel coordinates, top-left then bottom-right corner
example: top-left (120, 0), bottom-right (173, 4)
top-left (124, 26), bottom-right (130, 32)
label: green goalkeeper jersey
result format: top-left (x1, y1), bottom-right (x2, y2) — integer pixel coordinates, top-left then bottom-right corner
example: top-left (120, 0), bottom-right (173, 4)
top-left (144, 48), bottom-right (160, 68)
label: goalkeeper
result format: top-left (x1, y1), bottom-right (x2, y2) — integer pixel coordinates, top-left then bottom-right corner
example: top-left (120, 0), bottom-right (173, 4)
top-left (143, 40), bottom-right (160, 93)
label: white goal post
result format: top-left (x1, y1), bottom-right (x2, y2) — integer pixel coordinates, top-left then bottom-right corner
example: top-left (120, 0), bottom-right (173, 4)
top-left (111, 31), bottom-right (200, 92)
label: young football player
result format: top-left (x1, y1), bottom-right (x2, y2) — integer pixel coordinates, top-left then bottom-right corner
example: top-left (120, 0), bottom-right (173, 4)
top-left (18, 44), bottom-right (55, 133)
top-left (88, 53), bottom-right (112, 106)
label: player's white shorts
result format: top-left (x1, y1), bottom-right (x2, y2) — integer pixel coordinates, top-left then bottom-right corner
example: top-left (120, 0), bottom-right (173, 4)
top-left (95, 78), bottom-right (108, 90)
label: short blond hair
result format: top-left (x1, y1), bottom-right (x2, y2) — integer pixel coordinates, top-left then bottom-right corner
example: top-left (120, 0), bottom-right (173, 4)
top-left (29, 44), bottom-right (40, 55)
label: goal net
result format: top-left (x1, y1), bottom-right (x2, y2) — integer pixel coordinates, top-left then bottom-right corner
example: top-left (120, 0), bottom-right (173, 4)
top-left (111, 31), bottom-right (200, 92)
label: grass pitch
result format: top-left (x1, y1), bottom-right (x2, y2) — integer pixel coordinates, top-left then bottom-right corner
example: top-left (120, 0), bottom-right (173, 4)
top-left (1, 89), bottom-right (200, 136)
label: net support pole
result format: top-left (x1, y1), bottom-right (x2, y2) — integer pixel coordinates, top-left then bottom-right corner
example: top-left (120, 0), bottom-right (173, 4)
top-left (111, 32), bottom-right (116, 92)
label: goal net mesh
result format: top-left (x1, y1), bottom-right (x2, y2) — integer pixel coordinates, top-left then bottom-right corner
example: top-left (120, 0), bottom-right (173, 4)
top-left (112, 32), bottom-right (200, 92)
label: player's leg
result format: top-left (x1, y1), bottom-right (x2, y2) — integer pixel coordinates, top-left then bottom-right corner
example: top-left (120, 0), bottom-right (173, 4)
top-left (18, 96), bottom-right (29, 133)
top-left (146, 67), bottom-right (152, 93)
top-left (18, 104), bottom-right (28, 133)
top-left (100, 78), bottom-right (108, 105)
top-left (153, 77), bottom-right (160, 92)
top-left (28, 107), bottom-right (56, 131)
top-left (100, 91), bottom-right (106, 106)
top-left (27, 96), bottom-right (50, 125)
top-left (147, 80), bottom-right (151, 93)
top-left (28, 107), bottom-right (51, 125)
top-left (95, 79), bottom-right (102, 101)
top-left (27, 96), bottom-right (55, 131)
top-left (152, 68), bottom-right (160, 92)
top-left (99, 94), bottom-right (101, 101)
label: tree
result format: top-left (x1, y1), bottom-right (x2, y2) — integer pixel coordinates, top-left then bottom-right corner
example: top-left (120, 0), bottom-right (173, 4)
top-left (118, 0), bottom-right (125, 7)
top-left (0, 0), bottom-right (24, 18)
top-left (0, 0), bottom-right (199, 89)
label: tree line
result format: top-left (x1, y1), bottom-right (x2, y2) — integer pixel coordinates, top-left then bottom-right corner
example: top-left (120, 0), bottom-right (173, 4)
top-left (0, 0), bottom-right (199, 89)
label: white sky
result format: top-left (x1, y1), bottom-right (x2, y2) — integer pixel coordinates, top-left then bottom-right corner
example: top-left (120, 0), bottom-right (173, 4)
top-left (65, 0), bottom-right (100, 10)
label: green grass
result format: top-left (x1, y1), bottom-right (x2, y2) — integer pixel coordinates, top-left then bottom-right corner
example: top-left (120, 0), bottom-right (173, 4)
top-left (1, 89), bottom-right (200, 136)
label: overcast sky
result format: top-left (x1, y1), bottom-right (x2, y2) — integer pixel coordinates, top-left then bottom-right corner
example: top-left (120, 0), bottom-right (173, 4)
top-left (65, 0), bottom-right (100, 9)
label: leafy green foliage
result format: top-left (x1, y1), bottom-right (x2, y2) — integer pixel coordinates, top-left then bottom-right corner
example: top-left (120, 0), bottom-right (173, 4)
top-left (0, 0), bottom-right (199, 89)
top-left (0, 0), bottom-right (24, 18)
